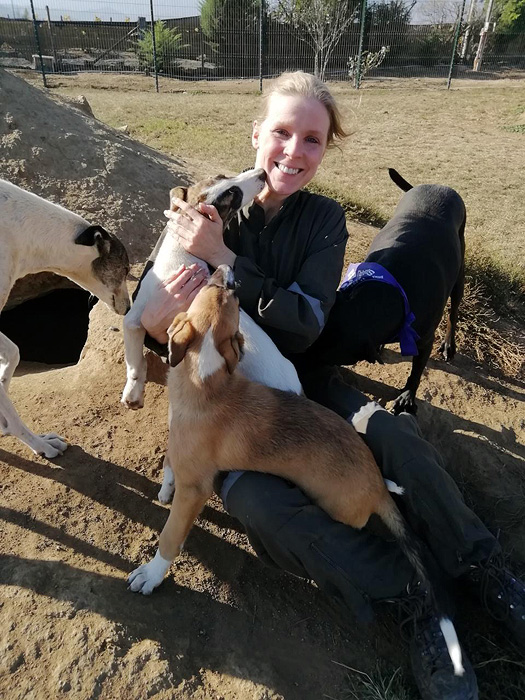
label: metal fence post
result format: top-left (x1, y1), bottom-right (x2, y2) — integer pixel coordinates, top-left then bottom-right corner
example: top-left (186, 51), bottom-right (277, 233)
top-left (447, 0), bottom-right (467, 89)
top-left (258, 0), bottom-right (264, 92)
top-left (355, 0), bottom-right (367, 89)
top-left (149, 0), bottom-right (159, 93)
top-left (29, 0), bottom-right (47, 87)
top-left (45, 5), bottom-right (57, 70)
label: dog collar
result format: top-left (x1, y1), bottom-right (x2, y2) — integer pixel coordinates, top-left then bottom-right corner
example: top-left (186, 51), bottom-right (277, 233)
top-left (340, 262), bottom-right (420, 356)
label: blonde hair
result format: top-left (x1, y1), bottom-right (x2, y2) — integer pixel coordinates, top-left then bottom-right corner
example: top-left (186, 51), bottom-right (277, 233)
top-left (262, 71), bottom-right (347, 147)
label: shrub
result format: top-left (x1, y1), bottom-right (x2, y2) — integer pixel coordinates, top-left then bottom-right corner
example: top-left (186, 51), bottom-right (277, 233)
top-left (136, 20), bottom-right (185, 74)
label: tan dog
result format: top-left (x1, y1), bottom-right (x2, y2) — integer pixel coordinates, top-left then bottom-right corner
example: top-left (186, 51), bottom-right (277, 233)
top-left (128, 265), bottom-right (463, 676)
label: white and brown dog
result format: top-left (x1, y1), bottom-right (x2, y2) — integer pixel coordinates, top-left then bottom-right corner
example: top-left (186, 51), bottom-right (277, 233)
top-left (120, 168), bottom-right (302, 503)
top-left (128, 265), bottom-right (464, 677)
top-left (0, 178), bottom-right (130, 458)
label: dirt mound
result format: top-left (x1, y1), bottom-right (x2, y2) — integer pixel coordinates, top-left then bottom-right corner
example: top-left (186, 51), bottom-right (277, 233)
top-left (0, 68), bottom-right (191, 306)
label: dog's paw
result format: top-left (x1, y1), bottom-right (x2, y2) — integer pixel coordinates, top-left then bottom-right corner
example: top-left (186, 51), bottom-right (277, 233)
top-left (439, 340), bottom-right (456, 362)
top-left (158, 464), bottom-right (175, 504)
top-left (128, 553), bottom-right (170, 595)
top-left (33, 433), bottom-right (68, 459)
top-left (121, 380), bottom-right (145, 410)
top-left (158, 481), bottom-right (175, 505)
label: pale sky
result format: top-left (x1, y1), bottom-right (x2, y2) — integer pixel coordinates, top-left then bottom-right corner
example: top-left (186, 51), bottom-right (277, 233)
top-left (1, 1), bottom-right (201, 21)
top-left (1, 0), bottom-right (481, 25)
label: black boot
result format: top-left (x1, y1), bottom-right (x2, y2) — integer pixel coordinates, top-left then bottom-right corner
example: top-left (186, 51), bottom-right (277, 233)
top-left (409, 611), bottom-right (478, 700)
top-left (465, 553), bottom-right (525, 650)
top-left (394, 586), bottom-right (479, 700)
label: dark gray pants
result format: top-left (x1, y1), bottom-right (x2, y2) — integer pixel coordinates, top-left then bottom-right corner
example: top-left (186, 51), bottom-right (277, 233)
top-left (224, 366), bottom-right (498, 621)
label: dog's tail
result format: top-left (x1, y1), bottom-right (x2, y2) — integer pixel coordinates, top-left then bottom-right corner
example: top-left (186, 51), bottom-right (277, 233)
top-left (376, 496), bottom-right (464, 677)
top-left (388, 168), bottom-right (413, 192)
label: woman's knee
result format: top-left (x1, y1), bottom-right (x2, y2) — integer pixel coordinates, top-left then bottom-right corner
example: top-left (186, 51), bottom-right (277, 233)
top-left (225, 471), bottom-right (311, 536)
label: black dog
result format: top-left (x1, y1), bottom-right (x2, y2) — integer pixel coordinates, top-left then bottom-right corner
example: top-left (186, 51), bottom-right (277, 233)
top-left (304, 169), bottom-right (466, 414)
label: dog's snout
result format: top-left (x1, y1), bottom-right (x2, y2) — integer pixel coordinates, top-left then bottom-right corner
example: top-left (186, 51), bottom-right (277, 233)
top-left (224, 266), bottom-right (236, 290)
top-left (209, 265), bottom-right (236, 290)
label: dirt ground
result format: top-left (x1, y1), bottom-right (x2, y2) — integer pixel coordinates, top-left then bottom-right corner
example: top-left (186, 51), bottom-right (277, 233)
top-left (1, 70), bottom-right (525, 699)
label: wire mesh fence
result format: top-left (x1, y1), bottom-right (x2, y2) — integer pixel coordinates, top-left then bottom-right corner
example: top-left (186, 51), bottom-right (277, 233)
top-left (1, 0), bottom-right (524, 88)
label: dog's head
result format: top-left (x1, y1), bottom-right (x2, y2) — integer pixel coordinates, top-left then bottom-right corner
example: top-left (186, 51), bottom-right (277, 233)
top-left (74, 225), bottom-right (130, 315)
top-left (167, 265), bottom-right (244, 380)
top-left (169, 168), bottom-right (266, 229)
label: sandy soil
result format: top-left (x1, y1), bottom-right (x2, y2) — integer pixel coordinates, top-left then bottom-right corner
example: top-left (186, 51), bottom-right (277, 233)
top-left (1, 69), bottom-right (525, 699)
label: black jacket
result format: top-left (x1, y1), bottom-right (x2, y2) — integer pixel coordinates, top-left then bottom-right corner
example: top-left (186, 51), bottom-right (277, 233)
top-left (141, 190), bottom-right (348, 358)
top-left (226, 191), bottom-right (348, 355)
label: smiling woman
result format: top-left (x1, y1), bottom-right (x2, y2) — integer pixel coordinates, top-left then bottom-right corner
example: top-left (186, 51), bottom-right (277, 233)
top-left (252, 95), bottom-right (330, 211)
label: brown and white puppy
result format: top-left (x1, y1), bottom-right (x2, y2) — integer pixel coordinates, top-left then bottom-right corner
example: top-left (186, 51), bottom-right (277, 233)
top-left (128, 265), bottom-right (463, 677)
top-left (0, 178), bottom-right (130, 458)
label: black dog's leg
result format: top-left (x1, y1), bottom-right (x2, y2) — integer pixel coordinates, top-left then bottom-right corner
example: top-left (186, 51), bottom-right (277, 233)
top-left (439, 263), bottom-right (464, 361)
top-left (439, 219), bottom-right (466, 362)
top-left (393, 336), bottom-right (434, 415)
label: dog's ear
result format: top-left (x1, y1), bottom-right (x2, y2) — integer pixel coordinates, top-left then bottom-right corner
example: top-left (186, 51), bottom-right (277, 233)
top-left (75, 225), bottom-right (111, 255)
top-left (169, 187), bottom-right (188, 211)
top-left (213, 187), bottom-right (243, 227)
top-left (167, 313), bottom-right (195, 368)
top-left (217, 331), bottom-right (244, 374)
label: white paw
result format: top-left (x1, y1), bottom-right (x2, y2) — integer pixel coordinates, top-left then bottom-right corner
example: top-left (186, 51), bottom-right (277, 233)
top-left (158, 481), bottom-right (175, 505)
top-left (121, 379), bottom-right (145, 410)
top-left (158, 463), bottom-right (175, 504)
top-left (32, 433), bottom-right (68, 459)
top-left (128, 552), bottom-right (171, 595)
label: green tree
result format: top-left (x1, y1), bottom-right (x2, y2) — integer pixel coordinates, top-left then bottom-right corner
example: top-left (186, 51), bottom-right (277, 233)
top-left (273, 0), bottom-right (359, 80)
top-left (200, 0), bottom-right (261, 77)
top-left (367, 0), bottom-right (415, 30)
top-left (136, 20), bottom-right (185, 73)
top-left (495, 0), bottom-right (525, 32)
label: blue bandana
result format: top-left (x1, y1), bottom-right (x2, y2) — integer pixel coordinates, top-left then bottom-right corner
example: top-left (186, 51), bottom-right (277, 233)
top-left (340, 262), bottom-right (420, 357)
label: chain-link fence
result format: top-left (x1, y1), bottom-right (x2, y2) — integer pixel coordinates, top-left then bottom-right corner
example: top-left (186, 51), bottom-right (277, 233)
top-left (1, 0), bottom-right (524, 88)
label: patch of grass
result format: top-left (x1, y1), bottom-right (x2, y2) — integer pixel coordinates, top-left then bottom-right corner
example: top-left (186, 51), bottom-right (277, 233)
top-left (466, 252), bottom-right (525, 321)
top-left (438, 277), bottom-right (525, 379)
top-left (307, 182), bottom-right (388, 228)
top-left (503, 124), bottom-right (525, 134)
top-left (131, 117), bottom-right (226, 155)
top-left (472, 634), bottom-right (525, 700)
top-left (333, 661), bottom-right (417, 700)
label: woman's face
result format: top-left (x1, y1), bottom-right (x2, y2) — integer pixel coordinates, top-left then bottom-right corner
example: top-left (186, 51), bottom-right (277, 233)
top-left (252, 94), bottom-right (330, 203)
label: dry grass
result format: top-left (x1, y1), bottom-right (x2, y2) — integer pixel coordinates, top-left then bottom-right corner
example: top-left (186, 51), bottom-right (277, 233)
top-left (438, 279), bottom-right (525, 378)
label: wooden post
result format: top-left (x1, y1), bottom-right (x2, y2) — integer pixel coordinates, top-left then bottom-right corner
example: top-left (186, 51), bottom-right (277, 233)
top-left (473, 0), bottom-right (494, 71)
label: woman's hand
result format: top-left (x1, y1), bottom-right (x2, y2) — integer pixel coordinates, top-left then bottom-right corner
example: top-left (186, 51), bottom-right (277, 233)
top-left (141, 264), bottom-right (208, 344)
top-left (165, 198), bottom-right (237, 269)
